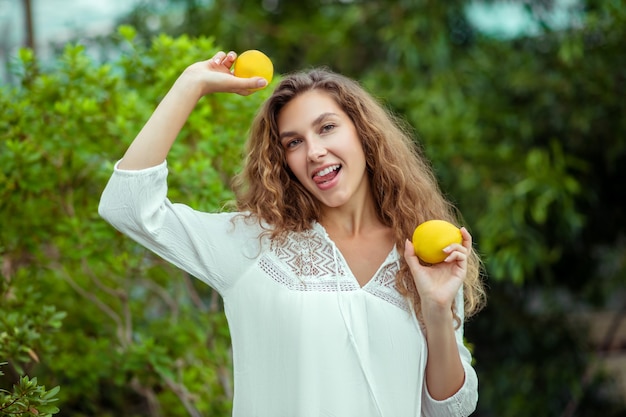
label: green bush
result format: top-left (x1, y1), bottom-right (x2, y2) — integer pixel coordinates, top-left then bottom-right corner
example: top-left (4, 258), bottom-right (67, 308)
top-left (1, 26), bottom-right (272, 416)
top-left (0, 364), bottom-right (60, 417)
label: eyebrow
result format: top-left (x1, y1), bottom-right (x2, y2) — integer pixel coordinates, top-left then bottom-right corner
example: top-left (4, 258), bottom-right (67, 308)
top-left (278, 112), bottom-right (340, 141)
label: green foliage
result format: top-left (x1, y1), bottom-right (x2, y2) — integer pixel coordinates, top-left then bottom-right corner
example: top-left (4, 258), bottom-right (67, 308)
top-left (1, 27), bottom-right (270, 416)
top-left (0, 366), bottom-right (60, 417)
top-left (0, 254), bottom-right (64, 417)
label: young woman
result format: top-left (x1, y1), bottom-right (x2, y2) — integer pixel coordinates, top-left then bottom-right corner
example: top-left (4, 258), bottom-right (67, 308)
top-left (99, 50), bottom-right (486, 417)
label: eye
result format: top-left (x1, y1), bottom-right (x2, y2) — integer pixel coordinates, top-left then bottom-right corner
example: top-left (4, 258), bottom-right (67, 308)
top-left (321, 123), bottom-right (336, 134)
top-left (284, 138), bottom-right (302, 149)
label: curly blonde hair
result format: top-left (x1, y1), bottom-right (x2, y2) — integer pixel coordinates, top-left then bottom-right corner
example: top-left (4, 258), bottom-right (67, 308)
top-left (233, 68), bottom-right (486, 324)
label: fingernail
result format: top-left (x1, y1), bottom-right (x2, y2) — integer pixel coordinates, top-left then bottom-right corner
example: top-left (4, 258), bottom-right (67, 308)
top-left (443, 246), bottom-right (452, 253)
top-left (214, 57), bottom-right (221, 64)
top-left (257, 78), bottom-right (268, 88)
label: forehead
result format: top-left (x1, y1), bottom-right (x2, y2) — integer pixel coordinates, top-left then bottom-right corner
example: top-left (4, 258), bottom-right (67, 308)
top-left (277, 90), bottom-right (345, 130)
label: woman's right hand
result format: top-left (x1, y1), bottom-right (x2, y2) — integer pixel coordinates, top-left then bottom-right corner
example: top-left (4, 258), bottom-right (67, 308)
top-left (117, 50), bottom-right (266, 170)
top-left (178, 50), bottom-right (269, 98)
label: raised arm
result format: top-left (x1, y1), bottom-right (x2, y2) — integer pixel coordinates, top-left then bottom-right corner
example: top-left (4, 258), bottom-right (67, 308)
top-left (118, 51), bottom-right (268, 170)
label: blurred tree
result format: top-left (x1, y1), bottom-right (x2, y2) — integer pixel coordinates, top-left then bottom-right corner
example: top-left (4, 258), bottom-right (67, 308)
top-left (22, 0), bottom-right (35, 52)
top-left (1, 28), bottom-right (273, 416)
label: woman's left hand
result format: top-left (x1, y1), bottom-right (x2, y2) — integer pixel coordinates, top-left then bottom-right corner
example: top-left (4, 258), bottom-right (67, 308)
top-left (403, 226), bottom-right (471, 324)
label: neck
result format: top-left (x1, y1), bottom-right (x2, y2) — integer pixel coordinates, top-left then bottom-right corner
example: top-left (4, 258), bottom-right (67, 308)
top-left (320, 195), bottom-right (382, 238)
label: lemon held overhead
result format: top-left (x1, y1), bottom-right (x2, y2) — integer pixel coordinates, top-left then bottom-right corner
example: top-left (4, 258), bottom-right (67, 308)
top-left (412, 220), bottom-right (463, 264)
top-left (233, 50), bottom-right (274, 91)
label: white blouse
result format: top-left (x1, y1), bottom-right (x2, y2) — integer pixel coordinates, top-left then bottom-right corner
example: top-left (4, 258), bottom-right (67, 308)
top-left (98, 161), bottom-right (478, 417)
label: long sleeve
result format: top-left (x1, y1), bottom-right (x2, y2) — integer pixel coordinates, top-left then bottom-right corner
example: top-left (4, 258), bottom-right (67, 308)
top-left (421, 289), bottom-right (479, 416)
top-left (98, 160), bottom-right (262, 295)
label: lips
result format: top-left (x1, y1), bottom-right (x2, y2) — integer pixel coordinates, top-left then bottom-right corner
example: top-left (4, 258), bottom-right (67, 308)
top-left (312, 164), bottom-right (341, 184)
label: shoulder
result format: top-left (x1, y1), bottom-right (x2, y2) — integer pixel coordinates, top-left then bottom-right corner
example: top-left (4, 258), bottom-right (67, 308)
top-left (216, 211), bottom-right (275, 241)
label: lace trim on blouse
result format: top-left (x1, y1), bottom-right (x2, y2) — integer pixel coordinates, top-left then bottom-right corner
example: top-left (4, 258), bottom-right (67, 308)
top-left (258, 226), bottom-right (410, 312)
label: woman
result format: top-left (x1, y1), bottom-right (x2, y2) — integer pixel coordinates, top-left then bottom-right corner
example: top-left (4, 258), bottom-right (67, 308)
top-left (99, 50), bottom-right (486, 417)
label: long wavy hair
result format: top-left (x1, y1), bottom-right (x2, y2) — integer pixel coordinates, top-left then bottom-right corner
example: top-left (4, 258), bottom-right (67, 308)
top-left (232, 68), bottom-right (486, 324)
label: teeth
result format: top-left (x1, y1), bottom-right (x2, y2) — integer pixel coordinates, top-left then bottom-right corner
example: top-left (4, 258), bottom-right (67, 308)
top-left (315, 165), bottom-right (340, 177)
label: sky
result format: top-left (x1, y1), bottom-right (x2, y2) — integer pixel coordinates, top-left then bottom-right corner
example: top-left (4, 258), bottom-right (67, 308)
top-left (0, 0), bottom-right (143, 81)
top-left (1, 0), bottom-right (141, 44)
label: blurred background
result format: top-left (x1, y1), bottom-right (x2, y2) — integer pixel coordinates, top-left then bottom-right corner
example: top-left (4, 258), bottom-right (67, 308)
top-left (1, 0), bottom-right (625, 416)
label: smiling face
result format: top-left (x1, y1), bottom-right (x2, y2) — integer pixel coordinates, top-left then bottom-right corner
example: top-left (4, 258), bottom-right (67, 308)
top-left (277, 90), bottom-right (371, 212)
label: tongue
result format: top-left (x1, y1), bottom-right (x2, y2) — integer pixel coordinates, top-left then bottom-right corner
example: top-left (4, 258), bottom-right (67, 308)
top-left (314, 169), bottom-right (339, 184)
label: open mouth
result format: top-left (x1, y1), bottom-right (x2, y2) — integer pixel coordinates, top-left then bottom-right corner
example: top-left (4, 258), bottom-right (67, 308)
top-left (312, 164), bottom-right (341, 184)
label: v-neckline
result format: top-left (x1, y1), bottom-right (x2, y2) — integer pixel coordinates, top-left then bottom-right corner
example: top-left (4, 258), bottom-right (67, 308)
top-left (312, 222), bottom-right (398, 289)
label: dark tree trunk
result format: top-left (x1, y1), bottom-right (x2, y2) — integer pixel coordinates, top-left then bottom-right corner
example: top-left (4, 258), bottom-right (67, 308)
top-left (23, 0), bottom-right (35, 52)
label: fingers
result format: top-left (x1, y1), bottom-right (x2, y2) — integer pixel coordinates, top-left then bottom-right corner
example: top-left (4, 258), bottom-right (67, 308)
top-left (404, 239), bottom-right (419, 266)
top-left (207, 51), bottom-right (236, 71)
top-left (443, 247), bottom-right (467, 263)
top-left (231, 78), bottom-right (269, 96)
top-left (441, 227), bottom-right (470, 263)
top-left (221, 51), bottom-right (238, 69)
top-left (460, 226), bottom-right (472, 251)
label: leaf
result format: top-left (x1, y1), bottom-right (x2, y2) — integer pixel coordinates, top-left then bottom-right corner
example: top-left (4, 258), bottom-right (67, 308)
top-left (118, 25), bottom-right (137, 42)
top-left (41, 385), bottom-right (60, 401)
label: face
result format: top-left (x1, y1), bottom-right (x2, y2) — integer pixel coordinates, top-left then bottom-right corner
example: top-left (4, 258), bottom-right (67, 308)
top-left (277, 90), bottom-right (370, 211)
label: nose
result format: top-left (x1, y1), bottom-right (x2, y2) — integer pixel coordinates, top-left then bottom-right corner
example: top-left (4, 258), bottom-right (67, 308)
top-left (307, 138), bottom-right (327, 161)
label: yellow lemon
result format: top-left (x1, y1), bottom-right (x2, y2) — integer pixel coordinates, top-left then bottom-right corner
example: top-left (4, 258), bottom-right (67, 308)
top-left (412, 220), bottom-right (462, 264)
top-left (233, 49), bottom-right (274, 91)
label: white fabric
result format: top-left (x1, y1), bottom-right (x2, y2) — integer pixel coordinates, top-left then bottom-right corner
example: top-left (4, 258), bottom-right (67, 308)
top-left (98, 160), bottom-right (479, 417)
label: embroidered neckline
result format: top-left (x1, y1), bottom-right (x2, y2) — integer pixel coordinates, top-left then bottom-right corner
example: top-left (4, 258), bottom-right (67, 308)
top-left (258, 223), bottom-right (409, 312)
